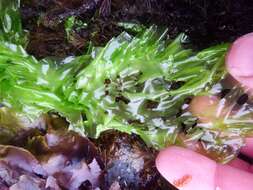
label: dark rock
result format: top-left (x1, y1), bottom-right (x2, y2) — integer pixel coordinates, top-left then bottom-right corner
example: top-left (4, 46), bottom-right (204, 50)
top-left (95, 131), bottom-right (177, 190)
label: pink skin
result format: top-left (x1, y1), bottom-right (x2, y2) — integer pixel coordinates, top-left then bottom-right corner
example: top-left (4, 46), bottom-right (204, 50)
top-left (156, 33), bottom-right (253, 190)
top-left (156, 145), bottom-right (253, 190)
top-left (226, 33), bottom-right (253, 90)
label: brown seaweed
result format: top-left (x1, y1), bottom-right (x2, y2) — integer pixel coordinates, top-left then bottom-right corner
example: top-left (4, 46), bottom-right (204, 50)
top-left (0, 130), bottom-right (104, 190)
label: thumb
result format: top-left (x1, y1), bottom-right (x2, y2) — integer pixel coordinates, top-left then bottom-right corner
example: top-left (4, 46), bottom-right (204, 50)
top-left (156, 146), bottom-right (253, 190)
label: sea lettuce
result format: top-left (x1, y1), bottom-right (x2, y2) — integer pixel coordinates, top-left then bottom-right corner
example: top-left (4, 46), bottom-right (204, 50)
top-left (0, 0), bottom-right (230, 150)
top-left (0, 0), bottom-right (27, 45)
top-left (0, 41), bottom-right (90, 123)
top-left (72, 27), bottom-right (228, 148)
top-left (0, 29), bottom-right (228, 149)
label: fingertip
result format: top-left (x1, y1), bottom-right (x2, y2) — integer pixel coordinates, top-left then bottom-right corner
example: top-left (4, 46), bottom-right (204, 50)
top-left (216, 164), bottom-right (253, 190)
top-left (226, 33), bottom-right (253, 89)
top-left (188, 95), bottom-right (219, 122)
top-left (241, 138), bottom-right (253, 158)
top-left (156, 146), bottom-right (216, 190)
top-left (229, 158), bottom-right (250, 172)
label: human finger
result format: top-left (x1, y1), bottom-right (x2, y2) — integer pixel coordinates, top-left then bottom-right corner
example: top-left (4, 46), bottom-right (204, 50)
top-left (226, 33), bottom-right (253, 89)
top-left (156, 146), bottom-right (253, 190)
